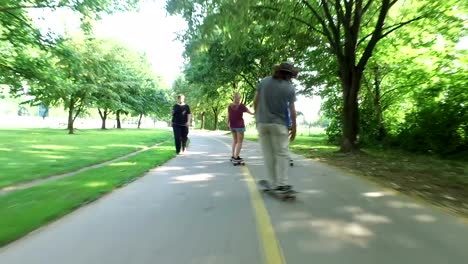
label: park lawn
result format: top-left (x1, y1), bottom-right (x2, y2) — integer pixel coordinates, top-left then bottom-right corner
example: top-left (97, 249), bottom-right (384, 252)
top-left (0, 128), bottom-right (172, 188)
top-left (245, 133), bottom-right (468, 218)
top-left (0, 140), bottom-right (176, 247)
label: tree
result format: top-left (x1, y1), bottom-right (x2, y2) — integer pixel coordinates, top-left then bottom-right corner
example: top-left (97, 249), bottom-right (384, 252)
top-left (133, 88), bottom-right (171, 128)
top-left (172, 75), bottom-right (208, 129)
top-left (16, 37), bottom-right (134, 133)
top-left (168, 1), bottom-right (300, 128)
top-left (92, 41), bottom-right (142, 129)
top-left (1, 0), bottom-right (140, 90)
top-left (168, 0), bottom-right (464, 153)
top-left (59, 38), bottom-right (104, 134)
top-left (256, 0), bottom-right (431, 152)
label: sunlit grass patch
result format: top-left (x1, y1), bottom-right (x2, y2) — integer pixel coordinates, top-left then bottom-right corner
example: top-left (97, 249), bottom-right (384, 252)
top-left (0, 128), bottom-right (172, 188)
top-left (0, 140), bottom-right (176, 246)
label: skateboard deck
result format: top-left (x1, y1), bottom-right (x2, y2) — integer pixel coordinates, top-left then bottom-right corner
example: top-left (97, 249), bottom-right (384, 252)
top-left (258, 180), bottom-right (297, 201)
top-left (230, 158), bottom-right (245, 166)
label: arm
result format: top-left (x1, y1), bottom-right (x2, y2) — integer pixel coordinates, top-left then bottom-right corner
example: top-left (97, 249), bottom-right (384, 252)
top-left (243, 104), bottom-right (254, 115)
top-left (187, 114), bottom-right (191, 126)
top-left (288, 102), bottom-right (297, 142)
top-left (227, 105), bottom-right (231, 129)
top-left (186, 105), bottom-right (192, 126)
top-left (253, 91), bottom-right (259, 112)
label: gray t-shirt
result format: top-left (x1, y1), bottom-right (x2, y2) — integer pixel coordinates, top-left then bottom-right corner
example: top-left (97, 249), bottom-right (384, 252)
top-left (255, 76), bottom-right (296, 126)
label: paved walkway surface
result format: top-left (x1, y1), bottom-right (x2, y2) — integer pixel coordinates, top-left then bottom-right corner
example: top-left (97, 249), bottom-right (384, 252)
top-left (1, 131), bottom-right (467, 264)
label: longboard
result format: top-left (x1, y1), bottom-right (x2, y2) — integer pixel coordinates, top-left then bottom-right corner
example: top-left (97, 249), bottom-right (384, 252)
top-left (230, 158), bottom-right (245, 166)
top-left (258, 180), bottom-right (297, 201)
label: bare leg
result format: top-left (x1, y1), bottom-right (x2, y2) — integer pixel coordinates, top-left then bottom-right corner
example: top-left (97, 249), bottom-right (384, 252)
top-left (231, 132), bottom-right (238, 158)
top-left (235, 132), bottom-right (244, 158)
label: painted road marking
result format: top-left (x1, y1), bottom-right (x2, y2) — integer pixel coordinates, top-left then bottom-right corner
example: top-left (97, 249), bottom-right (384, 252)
top-left (212, 136), bottom-right (286, 264)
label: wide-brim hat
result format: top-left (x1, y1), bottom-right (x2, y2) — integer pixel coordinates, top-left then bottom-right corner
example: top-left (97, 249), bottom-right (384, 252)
top-left (276, 62), bottom-right (299, 77)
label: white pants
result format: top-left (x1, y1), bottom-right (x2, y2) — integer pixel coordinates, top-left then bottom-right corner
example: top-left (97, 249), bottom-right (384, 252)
top-left (257, 123), bottom-right (290, 187)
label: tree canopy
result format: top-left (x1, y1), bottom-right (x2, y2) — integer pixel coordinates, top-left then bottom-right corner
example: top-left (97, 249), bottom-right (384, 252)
top-left (1, 0), bottom-right (172, 133)
top-left (167, 0), bottom-right (467, 155)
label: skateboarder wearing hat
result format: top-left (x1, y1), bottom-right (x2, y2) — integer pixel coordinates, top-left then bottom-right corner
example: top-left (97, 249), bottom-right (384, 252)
top-left (253, 62), bottom-right (298, 193)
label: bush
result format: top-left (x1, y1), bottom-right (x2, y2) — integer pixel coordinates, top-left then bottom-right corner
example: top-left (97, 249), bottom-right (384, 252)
top-left (397, 101), bottom-right (468, 156)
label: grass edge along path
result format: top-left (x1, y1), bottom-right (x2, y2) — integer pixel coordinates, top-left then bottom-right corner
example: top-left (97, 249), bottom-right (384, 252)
top-left (0, 128), bottom-right (172, 188)
top-left (0, 138), bottom-right (172, 195)
top-left (0, 140), bottom-right (176, 247)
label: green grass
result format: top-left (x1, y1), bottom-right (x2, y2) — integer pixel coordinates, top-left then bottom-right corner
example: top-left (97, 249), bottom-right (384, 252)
top-left (0, 128), bottom-right (172, 188)
top-left (245, 131), bottom-right (337, 157)
top-left (245, 132), bottom-right (468, 218)
top-left (0, 140), bottom-right (176, 247)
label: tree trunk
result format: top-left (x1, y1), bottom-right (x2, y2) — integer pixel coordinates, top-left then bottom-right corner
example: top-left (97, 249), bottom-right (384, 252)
top-left (319, 0), bottom-right (393, 152)
top-left (137, 113), bottom-right (143, 129)
top-left (98, 108), bottom-right (107, 129)
top-left (201, 112), bottom-right (205, 129)
top-left (372, 71), bottom-right (387, 141)
top-left (67, 104), bottom-right (74, 134)
top-left (340, 68), bottom-right (362, 153)
top-left (116, 110), bottom-right (122, 129)
top-left (363, 68), bottom-right (387, 142)
top-left (212, 107), bottom-right (219, 130)
top-left (67, 98), bottom-right (75, 134)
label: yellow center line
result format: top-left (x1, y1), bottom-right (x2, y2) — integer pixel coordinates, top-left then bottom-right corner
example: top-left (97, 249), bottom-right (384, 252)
top-left (241, 165), bottom-right (286, 264)
top-left (212, 136), bottom-right (286, 264)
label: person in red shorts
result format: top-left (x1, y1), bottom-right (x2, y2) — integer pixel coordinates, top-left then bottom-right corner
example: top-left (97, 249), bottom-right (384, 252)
top-left (227, 92), bottom-right (254, 162)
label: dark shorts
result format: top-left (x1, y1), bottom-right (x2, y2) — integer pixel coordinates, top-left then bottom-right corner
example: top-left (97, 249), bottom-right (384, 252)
top-left (231, 127), bottom-right (246, 133)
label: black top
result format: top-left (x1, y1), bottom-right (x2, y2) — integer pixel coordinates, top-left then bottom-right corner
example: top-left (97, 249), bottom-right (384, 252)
top-left (172, 104), bottom-right (191, 126)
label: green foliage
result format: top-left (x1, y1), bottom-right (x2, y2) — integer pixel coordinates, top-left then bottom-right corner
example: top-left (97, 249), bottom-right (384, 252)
top-left (321, 85), bottom-right (342, 144)
top-left (1, 1), bottom-right (168, 131)
top-left (0, 0), bottom-right (140, 89)
top-left (4, 32), bottom-right (169, 130)
top-left (315, 0), bottom-right (468, 155)
top-left (396, 77), bottom-right (468, 155)
top-left (168, 0), bottom-right (467, 155)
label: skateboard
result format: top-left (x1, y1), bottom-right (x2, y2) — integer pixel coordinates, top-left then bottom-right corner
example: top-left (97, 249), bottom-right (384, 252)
top-left (230, 158), bottom-right (245, 166)
top-left (258, 180), bottom-right (297, 201)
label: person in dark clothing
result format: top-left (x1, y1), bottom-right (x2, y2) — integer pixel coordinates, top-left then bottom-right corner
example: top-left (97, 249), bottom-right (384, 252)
top-left (172, 94), bottom-right (191, 154)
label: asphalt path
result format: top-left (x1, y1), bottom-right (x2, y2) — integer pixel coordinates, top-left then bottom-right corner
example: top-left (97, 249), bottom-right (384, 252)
top-left (1, 131), bottom-right (467, 264)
